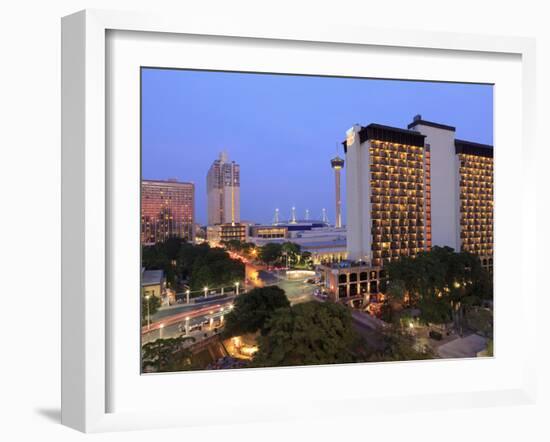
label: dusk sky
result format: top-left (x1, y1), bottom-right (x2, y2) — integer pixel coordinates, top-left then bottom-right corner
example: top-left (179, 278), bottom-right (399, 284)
top-left (141, 68), bottom-right (493, 225)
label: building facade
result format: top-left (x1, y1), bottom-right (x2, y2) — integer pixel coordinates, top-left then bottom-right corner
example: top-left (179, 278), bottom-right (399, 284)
top-left (408, 117), bottom-right (493, 271)
top-left (207, 152), bottom-right (241, 226)
top-left (141, 179), bottom-right (195, 244)
top-left (324, 117), bottom-right (493, 304)
top-left (345, 123), bottom-right (430, 266)
top-left (249, 225), bottom-right (288, 239)
top-left (207, 223), bottom-right (247, 245)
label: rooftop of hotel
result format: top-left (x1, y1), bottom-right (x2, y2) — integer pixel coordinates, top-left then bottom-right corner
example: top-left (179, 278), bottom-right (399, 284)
top-left (407, 116), bottom-right (457, 132)
top-left (455, 139), bottom-right (493, 159)
top-left (343, 122), bottom-right (427, 151)
top-left (321, 259), bottom-right (372, 269)
top-left (343, 115), bottom-right (493, 155)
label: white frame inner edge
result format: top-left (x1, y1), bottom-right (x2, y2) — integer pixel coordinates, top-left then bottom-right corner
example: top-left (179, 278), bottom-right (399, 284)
top-left (61, 9), bottom-right (537, 433)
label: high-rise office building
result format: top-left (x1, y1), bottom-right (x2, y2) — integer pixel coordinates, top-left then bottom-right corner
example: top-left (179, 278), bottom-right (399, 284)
top-left (207, 152), bottom-right (240, 226)
top-left (141, 179), bottom-right (195, 244)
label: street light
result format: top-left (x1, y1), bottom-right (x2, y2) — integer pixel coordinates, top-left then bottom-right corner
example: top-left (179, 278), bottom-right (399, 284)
top-left (186, 289), bottom-right (190, 304)
top-left (235, 281), bottom-right (240, 295)
top-left (204, 286), bottom-right (208, 298)
top-left (159, 323), bottom-right (164, 339)
top-left (145, 295), bottom-right (151, 330)
top-left (185, 316), bottom-right (190, 335)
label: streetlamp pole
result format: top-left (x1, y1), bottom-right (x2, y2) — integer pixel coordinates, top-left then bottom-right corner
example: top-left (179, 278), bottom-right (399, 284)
top-left (186, 289), bottom-right (190, 304)
top-left (204, 286), bottom-right (208, 298)
top-left (145, 295), bottom-right (151, 331)
top-left (235, 281), bottom-right (240, 296)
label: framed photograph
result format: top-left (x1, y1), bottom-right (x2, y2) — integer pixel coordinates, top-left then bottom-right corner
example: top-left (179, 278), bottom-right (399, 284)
top-left (61, 9), bottom-right (537, 432)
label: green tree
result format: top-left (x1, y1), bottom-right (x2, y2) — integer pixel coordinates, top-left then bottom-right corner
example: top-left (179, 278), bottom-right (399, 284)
top-left (417, 294), bottom-right (451, 325)
top-left (385, 246), bottom-right (493, 329)
top-left (386, 279), bottom-right (406, 304)
top-left (142, 240), bottom-right (244, 294)
top-left (164, 236), bottom-right (185, 261)
top-left (141, 336), bottom-right (193, 372)
top-left (300, 251), bottom-right (313, 268)
top-left (368, 329), bottom-right (435, 362)
top-left (187, 246), bottom-right (244, 292)
top-left (223, 286), bottom-right (290, 337)
top-left (252, 302), bottom-right (359, 367)
top-left (259, 242), bottom-right (283, 265)
top-left (281, 242), bottom-right (301, 267)
top-left (464, 306), bottom-right (493, 337)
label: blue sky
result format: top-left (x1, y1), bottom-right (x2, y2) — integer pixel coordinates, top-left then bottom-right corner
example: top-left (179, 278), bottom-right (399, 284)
top-left (141, 68), bottom-right (493, 225)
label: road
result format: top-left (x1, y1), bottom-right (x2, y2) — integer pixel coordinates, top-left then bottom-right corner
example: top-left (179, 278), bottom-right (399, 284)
top-left (265, 271), bottom-right (317, 304)
top-left (151, 294), bottom-right (236, 322)
top-left (141, 269), bottom-right (316, 346)
top-left (142, 299), bottom-right (234, 344)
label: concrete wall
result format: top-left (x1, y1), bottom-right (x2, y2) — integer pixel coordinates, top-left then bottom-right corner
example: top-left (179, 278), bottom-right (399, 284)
top-left (345, 125), bottom-right (371, 261)
top-left (411, 124), bottom-right (460, 251)
top-left (222, 185), bottom-right (240, 224)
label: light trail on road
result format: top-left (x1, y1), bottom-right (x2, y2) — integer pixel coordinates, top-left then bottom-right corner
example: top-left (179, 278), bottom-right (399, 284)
top-left (142, 301), bottom-right (233, 334)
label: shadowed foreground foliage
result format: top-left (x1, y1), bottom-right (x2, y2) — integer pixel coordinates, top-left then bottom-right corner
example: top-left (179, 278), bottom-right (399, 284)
top-left (386, 246), bottom-right (493, 330)
top-left (223, 286), bottom-right (291, 337)
top-left (141, 336), bottom-right (194, 373)
top-left (367, 329), bottom-right (435, 362)
top-left (252, 302), bottom-right (361, 367)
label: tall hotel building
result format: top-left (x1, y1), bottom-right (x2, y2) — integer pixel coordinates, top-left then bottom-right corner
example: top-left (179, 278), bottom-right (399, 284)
top-left (207, 152), bottom-right (241, 226)
top-left (141, 179), bottom-right (195, 244)
top-left (408, 117), bottom-right (493, 271)
top-left (325, 116), bottom-right (493, 303)
top-left (345, 123), bottom-right (431, 267)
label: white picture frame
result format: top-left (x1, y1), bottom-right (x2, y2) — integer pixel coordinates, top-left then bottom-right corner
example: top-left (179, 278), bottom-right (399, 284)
top-left (61, 9), bottom-right (538, 433)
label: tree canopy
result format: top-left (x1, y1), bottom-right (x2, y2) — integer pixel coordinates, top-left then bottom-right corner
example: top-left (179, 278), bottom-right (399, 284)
top-left (223, 286), bottom-right (291, 337)
top-left (142, 238), bottom-right (244, 292)
top-left (252, 302), bottom-right (359, 367)
top-left (259, 242), bottom-right (283, 265)
top-left (258, 241), bottom-right (306, 267)
top-left (367, 329), bottom-right (435, 362)
top-left (385, 246), bottom-right (493, 327)
top-left (141, 336), bottom-right (193, 372)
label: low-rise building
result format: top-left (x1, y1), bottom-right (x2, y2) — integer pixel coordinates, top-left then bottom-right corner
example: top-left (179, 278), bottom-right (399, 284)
top-left (322, 261), bottom-right (386, 307)
top-left (207, 223), bottom-right (247, 245)
top-left (141, 269), bottom-right (167, 304)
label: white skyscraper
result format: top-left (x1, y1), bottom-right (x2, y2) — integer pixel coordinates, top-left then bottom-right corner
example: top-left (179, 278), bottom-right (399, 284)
top-left (207, 152), bottom-right (241, 226)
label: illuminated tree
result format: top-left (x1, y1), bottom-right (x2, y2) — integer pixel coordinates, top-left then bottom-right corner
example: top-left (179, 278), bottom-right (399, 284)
top-left (253, 302), bottom-right (359, 367)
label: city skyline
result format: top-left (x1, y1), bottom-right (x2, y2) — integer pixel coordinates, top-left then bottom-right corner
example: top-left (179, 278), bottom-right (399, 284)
top-left (141, 68), bottom-right (493, 225)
